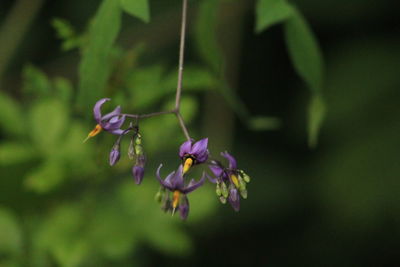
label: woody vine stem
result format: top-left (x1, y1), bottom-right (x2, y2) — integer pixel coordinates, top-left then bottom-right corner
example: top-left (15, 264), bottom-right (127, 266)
top-left (122, 0), bottom-right (190, 141)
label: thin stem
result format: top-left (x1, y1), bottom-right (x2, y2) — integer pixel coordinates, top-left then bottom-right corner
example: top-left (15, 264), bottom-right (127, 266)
top-left (176, 113), bottom-right (191, 141)
top-left (174, 0), bottom-right (188, 110)
top-left (122, 0), bottom-right (191, 141)
top-left (122, 110), bottom-right (175, 119)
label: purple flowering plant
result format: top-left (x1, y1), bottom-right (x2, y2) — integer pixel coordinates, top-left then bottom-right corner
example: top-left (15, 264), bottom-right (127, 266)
top-left (85, 0), bottom-right (251, 220)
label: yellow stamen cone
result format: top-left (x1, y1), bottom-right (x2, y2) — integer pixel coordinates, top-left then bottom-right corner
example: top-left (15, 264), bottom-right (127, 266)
top-left (183, 158), bottom-right (193, 174)
top-left (172, 190), bottom-right (180, 214)
top-left (83, 124), bottom-right (102, 143)
top-left (230, 174), bottom-right (240, 189)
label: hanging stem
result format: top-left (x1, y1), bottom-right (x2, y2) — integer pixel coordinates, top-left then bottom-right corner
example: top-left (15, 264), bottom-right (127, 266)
top-left (120, 0), bottom-right (190, 141)
top-left (175, 0), bottom-right (188, 110)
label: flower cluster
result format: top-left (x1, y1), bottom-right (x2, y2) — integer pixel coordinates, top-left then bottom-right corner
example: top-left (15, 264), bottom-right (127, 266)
top-left (86, 98), bottom-right (251, 220)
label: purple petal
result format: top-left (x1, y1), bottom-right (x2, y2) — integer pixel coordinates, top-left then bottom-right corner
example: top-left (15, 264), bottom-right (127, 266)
top-left (109, 129), bottom-right (124, 135)
top-left (93, 98), bottom-right (110, 122)
top-left (179, 195), bottom-right (189, 220)
top-left (102, 115), bottom-right (125, 131)
top-left (156, 164), bottom-right (174, 190)
top-left (209, 164), bottom-right (223, 177)
top-left (221, 151), bottom-right (237, 169)
top-left (170, 165), bottom-right (184, 189)
top-left (179, 140), bottom-right (192, 158)
top-left (102, 105), bottom-right (122, 121)
top-left (228, 188), bottom-right (240, 212)
top-left (183, 172), bottom-right (205, 194)
top-left (164, 172), bottom-right (175, 189)
top-left (196, 150), bottom-right (209, 163)
top-left (190, 138), bottom-right (208, 157)
top-left (206, 173), bottom-right (218, 184)
top-left (132, 166), bottom-right (144, 184)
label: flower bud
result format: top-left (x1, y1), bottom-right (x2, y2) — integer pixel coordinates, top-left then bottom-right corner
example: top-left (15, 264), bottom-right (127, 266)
top-left (240, 189), bottom-right (248, 199)
top-left (238, 176), bottom-right (247, 192)
top-left (135, 144), bottom-right (144, 156)
top-left (219, 196), bottom-right (227, 204)
top-left (240, 170), bottom-right (250, 183)
top-left (221, 181), bottom-right (229, 198)
top-left (134, 133), bottom-right (142, 145)
top-left (109, 145), bottom-right (120, 166)
top-left (155, 187), bottom-right (165, 203)
top-left (132, 166), bottom-right (144, 184)
top-left (128, 138), bottom-right (135, 159)
top-left (215, 182), bottom-right (222, 196)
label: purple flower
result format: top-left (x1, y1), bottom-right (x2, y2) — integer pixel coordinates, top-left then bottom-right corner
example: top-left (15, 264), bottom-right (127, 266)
top-left (179, 138), bottom-right (209, 174)
top-left (156, 164), bottom-right (205, 220)
top-left (84, 98), bottom-right (126, 142)
top-left (209, 151), bottom-right (250, 212)
top-left (132, 154), bottom-right (146, 185)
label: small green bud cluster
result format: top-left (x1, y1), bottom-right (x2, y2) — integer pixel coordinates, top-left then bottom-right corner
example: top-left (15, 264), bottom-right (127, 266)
top-left (237, 170), bottom-right (250, 199)
top-left (216, 181), bottom-right (229, 204)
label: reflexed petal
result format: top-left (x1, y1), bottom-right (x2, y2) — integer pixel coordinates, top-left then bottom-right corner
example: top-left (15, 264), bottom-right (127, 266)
top-left (164, 172), bottom-right (175, 189)
top-left (190, 138), bottom-right (208, 157)
top-left (183, 172), bottom-right (205, 194)
top-left (221, 151), bottom-right (237, 169)
top-left (228, 188), bottom-right (240, 212)
top-left (93, 98), bottom-right (110, 121)
top-left (209, 164), bottom-right (223, 177)
top-left (156, 164), bottom-right (173, 190)
top-left (179, 195), bottom-right (189, 220)
top-left (102, 115), bottom-right (125, 131)
top-left (102, 105), bottom-right (122, 121)
top-left (179, 139), bottom-right (192, 158)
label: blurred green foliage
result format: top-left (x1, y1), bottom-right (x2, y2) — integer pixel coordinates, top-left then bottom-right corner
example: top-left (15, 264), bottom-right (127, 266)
top-left (1, 0), bottom-right (398, 266)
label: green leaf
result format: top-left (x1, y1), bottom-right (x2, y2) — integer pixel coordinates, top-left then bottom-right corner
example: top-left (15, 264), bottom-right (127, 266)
top-left (89, 201), bottom-right (137, 259)
top-left (284, 8), bottom-right (324, 93)
top-left (162, 65), bottom-right (217, 92)
top-left (30, 99), bottom-right (69, 155)
top-left (255, 0), bottom-right (295, 33)
top-left (0, 92), bottom-right (25, 137)
top-left (54, 77), bottom-right (73, 104)
top-left (0, 142), bottom-right (36, 165)
top-left (0, 207), bottom-right (22, 256)
top-left (308, 94), bottom-right (326, 148)
top-left (34, 204), bottom-right (90, 266)
top-left (119, 0), bottom-right (150, 23)
top-left (51, 18), bottom-right (82, 51)
top-left (52, 18), bottom-right (75, 40)
top-left (127, 64), bottom-right (165, 109)
top-left (24, 159), bottom-right (65, 193)
top-left (194, 0), bottom-right (223, 73)
top-left (22, 64), bottom-right (52, 98)
top-left (128, 64), bottom-right (216, 110)
top-left (78, 0), bottom-right (122, 108)
top-left (57, 122), bottom-right (96, 177)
